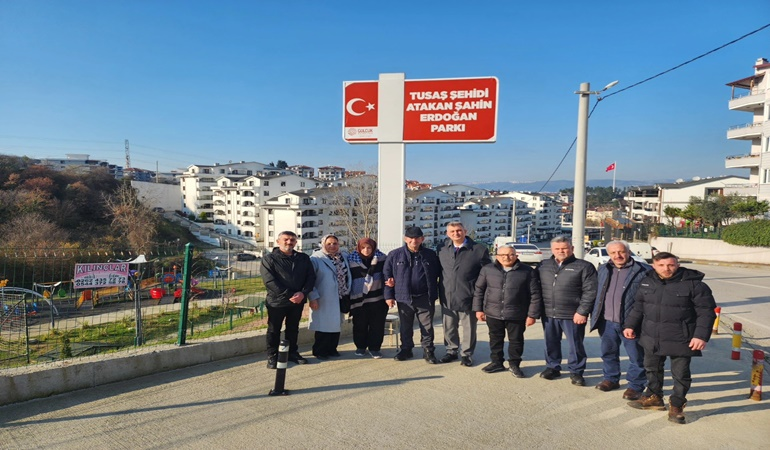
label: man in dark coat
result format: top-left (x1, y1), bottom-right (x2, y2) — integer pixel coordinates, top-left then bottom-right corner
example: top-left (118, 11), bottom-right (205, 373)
top-left (623, 252), bottom-right (717, 424)
top-left (260, 231), bottom-right (316, 369)
top-left (590, 240), bottom-right (650, 400)
top-left (473, 244), bottom-right (541, 377)
top-left (537, 236), bottom-right (597, 386)
top-left (437, 222), bottom-right (491, 367)
top-left (384, 226), bottom-right (441, 364)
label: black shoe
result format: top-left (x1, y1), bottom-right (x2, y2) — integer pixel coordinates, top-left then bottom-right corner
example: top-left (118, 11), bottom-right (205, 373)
top-left (312, 352), bottom-right (329, 360)
top-left (288, 353), bottom-right (308, 364)
top-left (424, 350), bottom-right (438, 364)
top-left (266, 355), bottom-right (277, 370)
top-left (460, 356), bottom-right (473, 367)
top-left (440, 352), bottom-right (458, 364)
top-left (540, 368), bottom-right (561, 380)
top-left (328, 350), bottom-right (341, 358)
top-left (570, 373), bottom-right (586, 386)
top-left (509, 365), bottom-right (525, 378)
top-left (394, 349), bottom-right (413, 361)
top-left (481, 362), bottom-right (506, 373)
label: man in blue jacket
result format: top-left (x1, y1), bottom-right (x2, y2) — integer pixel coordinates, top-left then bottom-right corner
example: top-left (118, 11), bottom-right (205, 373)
top-left (590, 240), bottom-right (650, 400)
top-left (384, 226), bottom-right (441, 364)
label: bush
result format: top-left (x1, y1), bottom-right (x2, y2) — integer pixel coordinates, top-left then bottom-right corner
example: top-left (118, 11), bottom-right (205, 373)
top-left (721, 219), bottom-right (770, 247)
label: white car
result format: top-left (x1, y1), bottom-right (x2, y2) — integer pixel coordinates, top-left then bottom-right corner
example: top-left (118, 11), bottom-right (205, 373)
top-left (501, 243), bottom-right (544, 265)
top-left (584, 247), bottom-right (646, 269)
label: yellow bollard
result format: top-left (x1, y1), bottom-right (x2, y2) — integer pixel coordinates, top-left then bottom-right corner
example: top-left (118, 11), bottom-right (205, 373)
top-left (750, 350), bottom-right (764, 401)
top-left (731, 323), bottom-right (742, 360)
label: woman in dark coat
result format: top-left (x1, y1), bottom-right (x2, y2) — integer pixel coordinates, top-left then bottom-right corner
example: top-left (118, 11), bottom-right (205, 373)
top-left (347, 237), bottom-right (388, 358)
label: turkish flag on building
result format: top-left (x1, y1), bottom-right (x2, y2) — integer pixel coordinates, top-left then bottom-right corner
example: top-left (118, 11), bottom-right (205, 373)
top-left (605, 162), bottom-right (616, 172)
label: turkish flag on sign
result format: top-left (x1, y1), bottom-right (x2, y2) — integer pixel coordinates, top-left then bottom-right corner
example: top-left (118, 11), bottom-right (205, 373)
top-left (344, 82), bottom-right (378, 127)
top-left (605, 162), bottom-right (616, 172)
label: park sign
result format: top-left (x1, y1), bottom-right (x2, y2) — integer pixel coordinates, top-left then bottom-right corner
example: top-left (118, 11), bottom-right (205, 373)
top-left (73, 263), bottom-right (129, 289)
top-left (343, 76), bottom-right (498, 143)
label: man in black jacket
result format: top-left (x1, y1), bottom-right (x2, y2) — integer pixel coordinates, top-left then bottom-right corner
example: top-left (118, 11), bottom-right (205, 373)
top-left (437, 222), bottom-right (491, 367)
top-left (623, 252), bottom-right (717, 424)
top-left (473, 245), bottom-right (541, 377)
top-left (537, 236), bottom-right (597, 386)
top-left (260, 231), bottom-right (316, 369)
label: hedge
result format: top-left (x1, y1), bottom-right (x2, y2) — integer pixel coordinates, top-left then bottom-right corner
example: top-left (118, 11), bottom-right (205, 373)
top-left (721, 219), bottom-right (770, 247)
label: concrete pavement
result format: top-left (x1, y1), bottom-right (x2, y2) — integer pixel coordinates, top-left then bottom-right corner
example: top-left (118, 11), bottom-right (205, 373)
top-left (1, 308), bottom-right (768, 449)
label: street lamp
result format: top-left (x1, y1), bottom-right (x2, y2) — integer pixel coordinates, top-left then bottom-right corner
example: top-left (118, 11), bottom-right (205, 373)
top-left (573, 80), bottom-right (619, 258)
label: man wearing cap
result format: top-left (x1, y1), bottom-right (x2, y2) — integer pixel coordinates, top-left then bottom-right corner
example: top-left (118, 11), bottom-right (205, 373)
top-left (384, 226), bottom-right (441, 364)
top-left (437, 221), bottom-right (491, 367)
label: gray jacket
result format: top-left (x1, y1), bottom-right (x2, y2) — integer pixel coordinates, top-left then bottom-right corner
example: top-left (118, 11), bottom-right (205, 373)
top-left (437, 238), bottom-right (491, 312)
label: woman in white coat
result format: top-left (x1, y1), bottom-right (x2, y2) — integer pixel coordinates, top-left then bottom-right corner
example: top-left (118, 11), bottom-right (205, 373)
top-left (309, 234), bottom-right (352, 359)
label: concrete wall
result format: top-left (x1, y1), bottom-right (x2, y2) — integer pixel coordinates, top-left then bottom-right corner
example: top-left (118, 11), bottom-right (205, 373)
top-left (651, 237), bottom-right (770, 265)
top-left (0, 322), bottom-right (354, 406)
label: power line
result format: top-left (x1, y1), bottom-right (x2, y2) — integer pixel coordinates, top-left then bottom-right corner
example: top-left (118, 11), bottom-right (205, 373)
top-left (537, 21), bottom-right (770, 193)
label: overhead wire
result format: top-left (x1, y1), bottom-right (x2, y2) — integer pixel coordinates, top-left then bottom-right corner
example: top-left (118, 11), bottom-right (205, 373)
top-left (536, 21), bottom-right (770, 193)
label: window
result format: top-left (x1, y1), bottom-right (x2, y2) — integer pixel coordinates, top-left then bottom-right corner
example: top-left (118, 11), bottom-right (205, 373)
top-left (264, 181), bottom-right (269, 186)
top-left (285, 199), bottom-right (290, 204)
top-left (763, 169), bottom-right (770, 184)
top-left (300, 182), bottom-right (305, 187)
top-left (281, 181), bottom-right (286, 187)
top-left (264, 191), bottom-right (269, 196)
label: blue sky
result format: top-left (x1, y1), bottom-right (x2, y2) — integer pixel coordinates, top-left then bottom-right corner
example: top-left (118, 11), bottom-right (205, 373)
top-left (1, 1), bottom-right (768, 187)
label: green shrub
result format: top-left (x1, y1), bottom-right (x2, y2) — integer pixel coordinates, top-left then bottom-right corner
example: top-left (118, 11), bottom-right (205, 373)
top-left (722, 219), bottom-right (770, 247)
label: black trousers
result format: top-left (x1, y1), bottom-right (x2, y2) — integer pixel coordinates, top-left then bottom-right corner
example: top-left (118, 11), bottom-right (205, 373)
top-left (397, 296), bottom-right (435, 352)
top-left (644, 353), bottom-right (692, 408)
top-left (266, 303), bottom-right (304, 356)
top-left (312, 331), bottom-right (341, 357)
top-left (486, 317), bottom-right (526, 365)
top-left (351, 301), bottom-right (389, 351)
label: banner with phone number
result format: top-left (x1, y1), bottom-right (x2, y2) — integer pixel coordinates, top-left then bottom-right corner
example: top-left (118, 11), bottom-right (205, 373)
top-left (74, 263), bottom-right (130, 289)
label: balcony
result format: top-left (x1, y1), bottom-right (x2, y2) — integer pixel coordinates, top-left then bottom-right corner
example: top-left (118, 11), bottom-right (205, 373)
top-left (728, 90), bottom-right (766, 112)
top-left (727, 122), bottom-right (763, 140)
top-left (725, 153), bottom-right (760, 169)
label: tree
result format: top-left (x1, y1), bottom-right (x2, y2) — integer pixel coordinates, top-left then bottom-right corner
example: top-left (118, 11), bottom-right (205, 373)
top-left (276, 160), bottom-right (288, 169)
top-left (321, 173), bottom-right (378, 247)
top-left (731, 197), bottom-right (770, 220)
top-left (104, 182), bottom-right (159, 254)
top-left (663, 206), bottom-right (683, 226)
top-left (0, 212), bottom-right (70, 249)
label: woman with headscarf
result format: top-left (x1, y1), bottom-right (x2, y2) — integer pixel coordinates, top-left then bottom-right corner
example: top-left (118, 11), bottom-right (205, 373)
top-left (309, 234), bottom-right (352, 359)
top-left (348, 237), bottom-right (388, 358)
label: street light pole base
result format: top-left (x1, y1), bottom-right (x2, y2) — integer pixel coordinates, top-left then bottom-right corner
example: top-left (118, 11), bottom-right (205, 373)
top-left (268, 389), bottom-right (290, 396)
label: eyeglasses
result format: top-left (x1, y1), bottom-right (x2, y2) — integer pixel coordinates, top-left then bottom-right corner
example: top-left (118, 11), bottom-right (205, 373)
top-left (496, 254), bottom-right (516, 258)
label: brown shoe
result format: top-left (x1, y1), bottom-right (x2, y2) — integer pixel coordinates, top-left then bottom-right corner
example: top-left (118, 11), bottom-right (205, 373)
top-left (595, 380), bottom-right (620, 392)
top-left (668, 404), bottom-right (686, 424)
top-left (622, 388), bottom-right (642, 400)
top-left (628, 394), bottom-right (666, 411)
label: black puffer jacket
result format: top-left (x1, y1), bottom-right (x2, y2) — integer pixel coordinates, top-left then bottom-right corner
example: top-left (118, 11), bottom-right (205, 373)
top-left (260, 248), bottom-right (316, 308)
top-left (624, 267), bottom-right (717, 357)
top-left (537, 255), bottom-right (597, 319)
top-left (472, 261), bottom-right (542, 321)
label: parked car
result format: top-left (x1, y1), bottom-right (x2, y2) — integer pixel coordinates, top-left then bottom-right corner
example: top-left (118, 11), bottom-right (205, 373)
top-left (235, 253), bottom-right (258, 261)
top-left (583, 247), bottom-right (646, 269)
top-left (499, 243), bottom-right (544, 265)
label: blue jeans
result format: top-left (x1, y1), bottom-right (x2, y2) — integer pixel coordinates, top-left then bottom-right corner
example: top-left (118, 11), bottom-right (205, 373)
top-left (598, 319), bottom-right (646, 392)
top-left (542, 316), bottom-right (586, 375)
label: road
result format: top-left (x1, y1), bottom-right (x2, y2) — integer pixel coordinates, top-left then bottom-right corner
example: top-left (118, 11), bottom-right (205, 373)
top-left (1, 263), bottom-right (768, 449)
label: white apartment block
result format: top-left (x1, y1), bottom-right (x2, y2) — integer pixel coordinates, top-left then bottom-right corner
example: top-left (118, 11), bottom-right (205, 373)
top-left (725, 57), bottom-right (770, 203)
top-left (624, 176), bottom-right (752, 224)
top-left (499, 192), bottom-right (562, 242)
top-left (317, 166), bottom-right (346, 181)
top-left (288, 165), bottom-right (315, 178)
top-left (37, 153), bottom-right (123, 178)
top-left (179, 161), bottom-right (292, 219)
top-left (263, 190), bottom-right (321, 251)
top-left (459, 197), bottom-right (533, 245)
top-left (405, 189), bottom-right (459, 249)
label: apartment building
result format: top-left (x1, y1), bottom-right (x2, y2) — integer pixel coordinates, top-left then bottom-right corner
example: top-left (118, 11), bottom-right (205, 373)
top-left (498, 192), bottom-right (562, 242)
top-left (317, 166), bottom-right (346, 181)
top-left (288, 165), bottom-right (315, 178)
top-left (459, 196), bottom-right (533, 245)
top-left (404, 189), bottom-right (459, 248)
top-left (624, 176), bottom-right (752, 224)
top-left (725, 57), bottom-right (770, 203)
top-left (37, 153), bottom-right (123, 178)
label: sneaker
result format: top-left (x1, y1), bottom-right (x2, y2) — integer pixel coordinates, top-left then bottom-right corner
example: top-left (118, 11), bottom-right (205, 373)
top-left (509, 365), bottom-right (525, 378)
top-left (628, 393), bottom-right (666, 411)
top-left (481, 362), bottom-right (506, 373)
top-left (266, 355), bottom-right (277, 370)
top-left (570, 373), bottom-right (586, 386)
top-left (539, 368), bottom-right (561, 380)
top-left (355, 348), bottom-right (367, 357)
top-left (394, 349), bottom-right (413, 361)
top-left (424, 350), bottom-right (438, 364)
top-left (288, 353), bottom-right (308, 364)
top-left (369, 350), bottom-right (383, 359)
